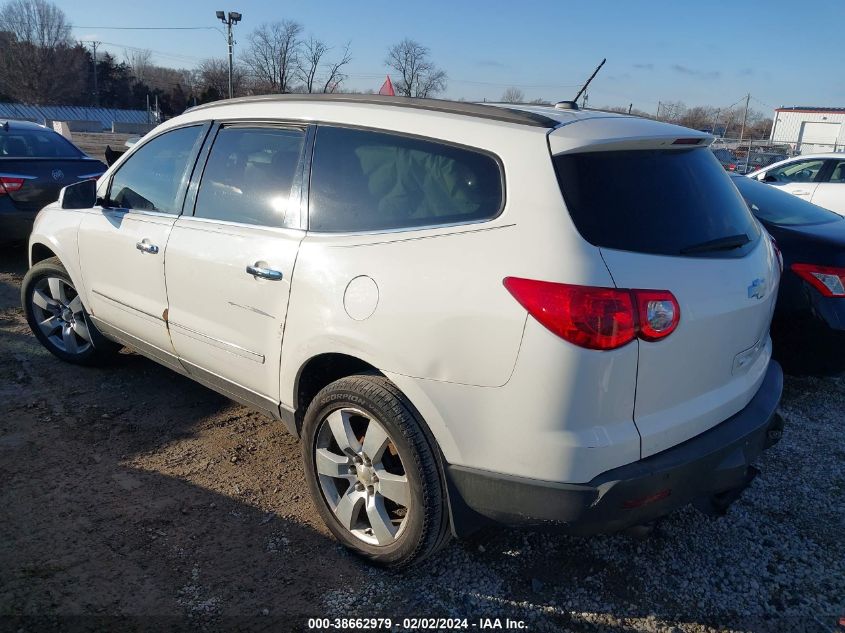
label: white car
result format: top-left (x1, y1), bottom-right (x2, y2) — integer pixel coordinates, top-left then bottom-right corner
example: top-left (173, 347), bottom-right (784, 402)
top-left (749, 153), bottom-right (845, 216)
top-left (21, 95), bottom-right (783, 567)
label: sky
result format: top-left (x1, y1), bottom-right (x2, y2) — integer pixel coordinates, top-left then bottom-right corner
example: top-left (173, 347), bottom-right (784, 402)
top-left (55, 0), bottom-right (845, 115)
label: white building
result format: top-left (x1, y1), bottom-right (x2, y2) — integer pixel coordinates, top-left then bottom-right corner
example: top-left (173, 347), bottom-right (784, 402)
top-left (770, 107), bottom-right (845, 154)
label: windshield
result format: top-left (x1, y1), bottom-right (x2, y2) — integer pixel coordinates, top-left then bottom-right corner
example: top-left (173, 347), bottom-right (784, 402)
top-left (0, 128), bottom-right (83, 158)
top-left (732, 175), bottom-right (841, 226)
top-left (553, 148), bottom-right (760, 257)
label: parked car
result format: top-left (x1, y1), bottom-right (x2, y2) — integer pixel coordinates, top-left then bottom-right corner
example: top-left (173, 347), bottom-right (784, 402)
top-left (735, 152), bottom-right (788, 175)
top-left (749, 153), bottom-right (845, 216)
top-left (20, 95), bottom-right (783, 567)
top-left (0, 119), bottom-right (107, 243)
top-left (732, 173), bottom-right (845, 369)
top-left (711, 147), bottom-right (738, 171)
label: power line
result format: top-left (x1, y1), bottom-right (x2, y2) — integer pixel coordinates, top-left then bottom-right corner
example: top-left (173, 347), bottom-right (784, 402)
top-left (72, 25), bottom-right (221, 31)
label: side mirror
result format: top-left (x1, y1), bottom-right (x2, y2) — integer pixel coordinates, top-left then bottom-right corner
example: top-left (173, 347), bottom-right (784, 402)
top-left (762, 175), bottom-right (778, 183)
top-left (60, 179), bottom-right (97, 209)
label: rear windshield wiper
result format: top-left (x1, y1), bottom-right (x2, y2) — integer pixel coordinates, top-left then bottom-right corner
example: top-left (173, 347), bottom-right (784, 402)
top-left (680, 233), bottom-right (750, 255)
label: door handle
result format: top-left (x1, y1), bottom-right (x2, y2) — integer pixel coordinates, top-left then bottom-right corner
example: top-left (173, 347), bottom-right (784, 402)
top-left (246, 262), bottom-right (283, 281)
top-left (135, 239), bottom-right (159, 254)
top-left (792, 190), bottom-right (810, 196)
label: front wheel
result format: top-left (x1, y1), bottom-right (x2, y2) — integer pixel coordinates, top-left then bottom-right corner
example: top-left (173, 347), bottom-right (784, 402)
top-left (21, 257), bottom-right (120, 366)
top-left (302, 374), bottom-right (450, 567)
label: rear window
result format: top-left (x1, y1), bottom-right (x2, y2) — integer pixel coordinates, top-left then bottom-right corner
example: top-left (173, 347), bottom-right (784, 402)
top-left (0, 129), bottom-right (83, 158)
top-left (732, 174), bottom-right (840, 226)
top-left (554, 148), bottom-right (760, 257)
top-left (309, 126), bottom-right (503, 233)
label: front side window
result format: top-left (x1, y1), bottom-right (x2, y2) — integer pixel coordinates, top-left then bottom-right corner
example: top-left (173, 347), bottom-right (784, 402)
top-left (109, 125), bottom-right (203, 214)
top-left (309, 126), bottom-right (503, 232)
top-left (767, 159), bottom-right (825, 183)
top-left (194, 126), bottom-right (305, 228)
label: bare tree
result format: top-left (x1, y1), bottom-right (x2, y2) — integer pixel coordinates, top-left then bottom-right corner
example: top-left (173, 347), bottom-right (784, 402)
top-left (244, 20), bottom-right (303, 93)
top-left (385, 38), bottom-right (446, 98)
top-left (297, 36), bottom-right (328, 93)
top-left (197, 57), bottom-right (245, 99)
top-left (0, 0), bottom-right (83, 104)
top-left (321, 42), bottom-right (351, 93)
top-left (501, 87), bottom-right (524, 103)
top-left (123, 48), bottom-right (152, 85)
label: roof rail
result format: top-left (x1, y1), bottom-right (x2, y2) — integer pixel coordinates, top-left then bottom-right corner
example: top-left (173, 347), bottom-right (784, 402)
top-left (186, 93), bottom-right (560, 128)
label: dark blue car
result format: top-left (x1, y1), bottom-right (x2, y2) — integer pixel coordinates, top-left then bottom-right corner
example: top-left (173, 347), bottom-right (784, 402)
top-left (1, 119), bottom-right (106, 243)
top-left (732, 174), bottom-right (845, 371)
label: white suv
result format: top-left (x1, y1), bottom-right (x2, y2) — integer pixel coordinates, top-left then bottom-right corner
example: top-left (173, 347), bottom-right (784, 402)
top-left (22, 95), bottom-right (784, 567)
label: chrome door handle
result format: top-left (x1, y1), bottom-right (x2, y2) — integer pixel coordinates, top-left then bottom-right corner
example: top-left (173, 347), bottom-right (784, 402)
top-left (135, 239), bottom-right (159, 254)
top-left (246, 263), bottom-right (283, 281)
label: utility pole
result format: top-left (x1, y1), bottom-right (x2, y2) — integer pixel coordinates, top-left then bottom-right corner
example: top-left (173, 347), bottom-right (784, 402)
top-left (82, 41), bottom-right (101, 106)
top-left (738, 93), bottom-right (751, 172)
top-left (628, 103), bottom-right (632, 114)
top-left (216, 10), bottom-right (242, 99)
top-left (656, 101), bottom-right (662, 118)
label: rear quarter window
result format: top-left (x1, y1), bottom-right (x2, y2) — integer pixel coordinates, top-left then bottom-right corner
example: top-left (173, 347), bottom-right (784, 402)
top-left (309, 126), bottom-right (504, 232)
top-left (554, 148), bottom-right (760, 257)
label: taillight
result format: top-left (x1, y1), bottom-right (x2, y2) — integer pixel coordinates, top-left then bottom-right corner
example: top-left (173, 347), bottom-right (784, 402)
top-left (0, 176), bottom-right (24, 195)
top-left (791, 263), bottom-right (845, 297)
top-left (503, 278), bottom-right (680, 350)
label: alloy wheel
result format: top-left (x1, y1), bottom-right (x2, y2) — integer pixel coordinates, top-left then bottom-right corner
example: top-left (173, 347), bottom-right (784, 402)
top-left (30, 276), bottom-right (92, 355)
top-left (314, 407), bottom-right (411, 546)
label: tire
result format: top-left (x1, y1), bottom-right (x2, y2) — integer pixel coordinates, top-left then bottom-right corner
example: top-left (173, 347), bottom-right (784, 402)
top-left (21, 257), bottom-right (120, 366)
top-left (302, 373), bottom-right (450, 568)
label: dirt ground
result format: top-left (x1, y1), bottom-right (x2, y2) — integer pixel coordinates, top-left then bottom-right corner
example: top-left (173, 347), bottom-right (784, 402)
top-left (1, 242), bottom-right (843, 633)
top-left (0, 244), bottom-right (368, 629)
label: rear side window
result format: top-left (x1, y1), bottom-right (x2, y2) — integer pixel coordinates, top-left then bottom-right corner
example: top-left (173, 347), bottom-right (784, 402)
top-left (309, 126), bottom-right (503, 232)
top-left (0, 129), bottom-right (82, 158)
top-left (195, 126), bottom-right (305, 228)
top-left (554, 149), bottom-right (760, 257)
top-left (110, 125), bottom-right (203, 214)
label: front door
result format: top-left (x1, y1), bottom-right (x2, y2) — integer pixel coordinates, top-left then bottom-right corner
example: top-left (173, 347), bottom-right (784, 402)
top-left (764, 157), bottom-right (825, 202)
top-left (78, 124), bottom-right (208, 367)
top-left (164, 123), bottom-right (308, 413)
top-left (810, 158), bottom-right (845, 216)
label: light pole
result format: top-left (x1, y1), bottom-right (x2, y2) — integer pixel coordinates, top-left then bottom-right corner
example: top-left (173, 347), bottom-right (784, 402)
top-left (216, 10), bottom-right (242, 99)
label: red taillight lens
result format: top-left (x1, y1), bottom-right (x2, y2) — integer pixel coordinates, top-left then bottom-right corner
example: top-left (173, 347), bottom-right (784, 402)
top-left (503, 278), bottom-right (636, 350)
top-left (503, 278), bottom-right (680, 350)
top-left (633, 290), bottom-right (680, 341)
top-left (791, 263), bottom-right (845, 297)
top-left (0, 176), bottom-right (24, 195)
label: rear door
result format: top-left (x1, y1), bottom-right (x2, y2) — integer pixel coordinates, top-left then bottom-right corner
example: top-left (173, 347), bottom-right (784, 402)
top-left (77, 124), bottom-right (208, 366)
top-left (553, 142), bottom-right (778, 457)
top-left (809, 158), bottom-right (845, 216)
top-left (164, 123), bottom-right (308, 413)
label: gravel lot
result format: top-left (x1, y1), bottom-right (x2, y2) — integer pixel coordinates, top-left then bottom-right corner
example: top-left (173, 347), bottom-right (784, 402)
top-left (1, 243), bottom-right (843, 632)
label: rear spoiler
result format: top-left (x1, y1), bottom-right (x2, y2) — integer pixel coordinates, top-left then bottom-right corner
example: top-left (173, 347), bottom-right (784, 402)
top-left (549, 117), bottom-right (713, 155)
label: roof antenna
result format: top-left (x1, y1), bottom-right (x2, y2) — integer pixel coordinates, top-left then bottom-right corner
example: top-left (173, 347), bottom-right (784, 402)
top-left (559, 58), bottom-right (606, 111)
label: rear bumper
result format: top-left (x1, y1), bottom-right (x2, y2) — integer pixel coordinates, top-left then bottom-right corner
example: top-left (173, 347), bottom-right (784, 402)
top-left (0, 204), bottom-right (37, 242)
top-left (446, 360), bottom-right (783, 535)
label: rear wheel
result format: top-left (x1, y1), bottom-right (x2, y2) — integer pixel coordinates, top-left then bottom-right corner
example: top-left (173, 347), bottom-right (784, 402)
top-left (302, 374), bottom-right (450, 567)
top-left (22, 257), bottom-right (119, 365)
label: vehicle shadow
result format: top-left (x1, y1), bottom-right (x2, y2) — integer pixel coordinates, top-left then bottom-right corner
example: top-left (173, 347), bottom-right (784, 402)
top-left (0, 248), bottom-right (369, 625)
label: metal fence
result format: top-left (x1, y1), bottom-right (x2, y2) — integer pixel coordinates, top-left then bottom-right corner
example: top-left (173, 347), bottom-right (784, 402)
top-left (711, 136), bottom-right (845, 157)
top-left (0, 102), bottom-right (151, 130)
